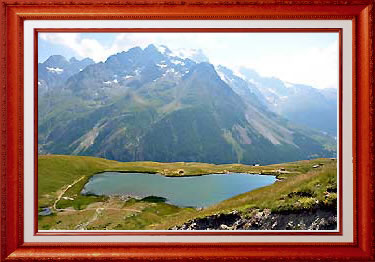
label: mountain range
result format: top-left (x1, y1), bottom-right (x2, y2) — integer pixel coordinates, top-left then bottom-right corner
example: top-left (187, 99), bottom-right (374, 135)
top-left (38, 44), bottom-right (336, 165)
top-left (238, 68), bottom-right (337, 136)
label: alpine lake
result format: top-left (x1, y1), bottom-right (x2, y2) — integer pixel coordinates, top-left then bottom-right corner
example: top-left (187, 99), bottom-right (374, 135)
top-left (82, 172), bottom-right (277, 208)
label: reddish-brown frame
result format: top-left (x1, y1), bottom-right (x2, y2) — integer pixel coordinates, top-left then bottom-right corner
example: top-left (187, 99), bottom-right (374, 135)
top-left (0, 0), bottom-right (374, 261)
top-left (33, 27), bottom-right (344, 237)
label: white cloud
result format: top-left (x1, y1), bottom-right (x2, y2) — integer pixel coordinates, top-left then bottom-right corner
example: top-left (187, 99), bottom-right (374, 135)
top-left (40, 33), bottom-right (338, 89)
top-left (39, 33), bottom-right (227, 63)
top-left (223, 39), bottom-right (339, 89)
top-left (40, 33), bottom-right (119, 62)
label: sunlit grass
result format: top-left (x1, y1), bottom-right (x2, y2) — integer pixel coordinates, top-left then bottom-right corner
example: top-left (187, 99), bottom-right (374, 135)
top-left (38, 155), bottom-right (336, 230)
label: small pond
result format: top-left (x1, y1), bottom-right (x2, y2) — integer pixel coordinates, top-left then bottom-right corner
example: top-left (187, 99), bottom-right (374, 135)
top-left (82, 172), bottom-right (276, 208)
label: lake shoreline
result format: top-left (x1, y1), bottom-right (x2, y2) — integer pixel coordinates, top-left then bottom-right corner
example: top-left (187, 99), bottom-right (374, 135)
top-left (96, 170), bottom-right (215, 178)
top-left (82, 172), bottom-right (277, 208)
top-left (38, 155), bottom-right (336, 230)
top-left (95, 169), bottom-right (278, 178)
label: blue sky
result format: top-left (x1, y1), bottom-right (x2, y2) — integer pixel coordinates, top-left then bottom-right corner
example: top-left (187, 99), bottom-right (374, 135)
top-left (38, 32), bottom-right (338, 89)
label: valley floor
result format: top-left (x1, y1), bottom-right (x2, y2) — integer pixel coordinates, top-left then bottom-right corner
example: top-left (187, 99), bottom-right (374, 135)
top-left (38, 155), bottom-right (337, 230)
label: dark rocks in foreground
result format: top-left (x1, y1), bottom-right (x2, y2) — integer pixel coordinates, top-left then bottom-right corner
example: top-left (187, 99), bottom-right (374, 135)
top-left (170, 209), bottom-right (337, 230)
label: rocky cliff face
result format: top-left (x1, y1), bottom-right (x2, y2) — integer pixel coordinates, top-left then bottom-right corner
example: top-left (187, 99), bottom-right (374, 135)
top-left (170, 208), bottom-right (337, 230)
top-left (38, 55), bottom-right (94, 92)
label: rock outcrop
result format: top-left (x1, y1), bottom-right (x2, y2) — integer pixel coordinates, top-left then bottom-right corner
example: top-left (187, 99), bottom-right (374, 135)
top-left (170, 208), bottom-right (337, 230)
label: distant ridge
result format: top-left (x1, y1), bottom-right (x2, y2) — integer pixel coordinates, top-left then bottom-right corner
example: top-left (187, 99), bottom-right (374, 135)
top-left (38, 44), bottom-right (336, 165)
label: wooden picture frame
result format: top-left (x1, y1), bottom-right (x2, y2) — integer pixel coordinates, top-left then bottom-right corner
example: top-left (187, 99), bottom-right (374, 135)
top-left (0, 0), bottom-right (374, 260)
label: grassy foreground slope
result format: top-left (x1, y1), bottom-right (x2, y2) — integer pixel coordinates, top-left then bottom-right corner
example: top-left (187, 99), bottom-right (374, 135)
top-left (153, 161), bottom-right (337, 229)
top-left (38, 155), bottom-right (336, 230)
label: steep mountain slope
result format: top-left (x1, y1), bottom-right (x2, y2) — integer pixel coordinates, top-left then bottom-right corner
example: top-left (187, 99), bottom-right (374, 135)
top-left (38, 45), bottom-right (335, 165)
top-left (215, 65), bottom-right (269, 110)
top-left (38, 55), bottom-right (94, 94)
top-left (239, 68), bottom-right (337, 136)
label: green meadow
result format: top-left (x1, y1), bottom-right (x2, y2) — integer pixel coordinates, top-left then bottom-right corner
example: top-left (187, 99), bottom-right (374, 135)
top-left (38, 155), bottom-right (337, 230)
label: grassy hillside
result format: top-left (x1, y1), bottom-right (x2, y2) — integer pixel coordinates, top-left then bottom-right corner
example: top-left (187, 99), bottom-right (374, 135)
top-left (152, 160), bottom-right (336, 229)
top-left (38, 155), bottom-right (336, 230)
top-left (38, 154), bottom-right (289, 208)
top-left (38, 155), bottom-right (119, 208)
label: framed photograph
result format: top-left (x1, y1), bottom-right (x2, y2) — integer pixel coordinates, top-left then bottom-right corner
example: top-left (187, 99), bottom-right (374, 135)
top-left (1, 0), bottom-right (374, 261)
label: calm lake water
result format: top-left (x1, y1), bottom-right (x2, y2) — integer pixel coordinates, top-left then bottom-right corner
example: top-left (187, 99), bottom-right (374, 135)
top-left (82, 172), bottom-right (276, 208)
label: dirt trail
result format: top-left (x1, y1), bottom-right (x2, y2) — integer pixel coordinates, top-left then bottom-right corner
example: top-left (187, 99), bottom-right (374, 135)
top-left (66, 206), bottom-right (143, 230)
top-left (53, 176), bottom-right (85, 211)
top-left (58, 207), bottom-right (142, 213)
top-left (86, 207), bottom-right (141, 212)
top-left (75, 208), bottom-right (103, 230)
